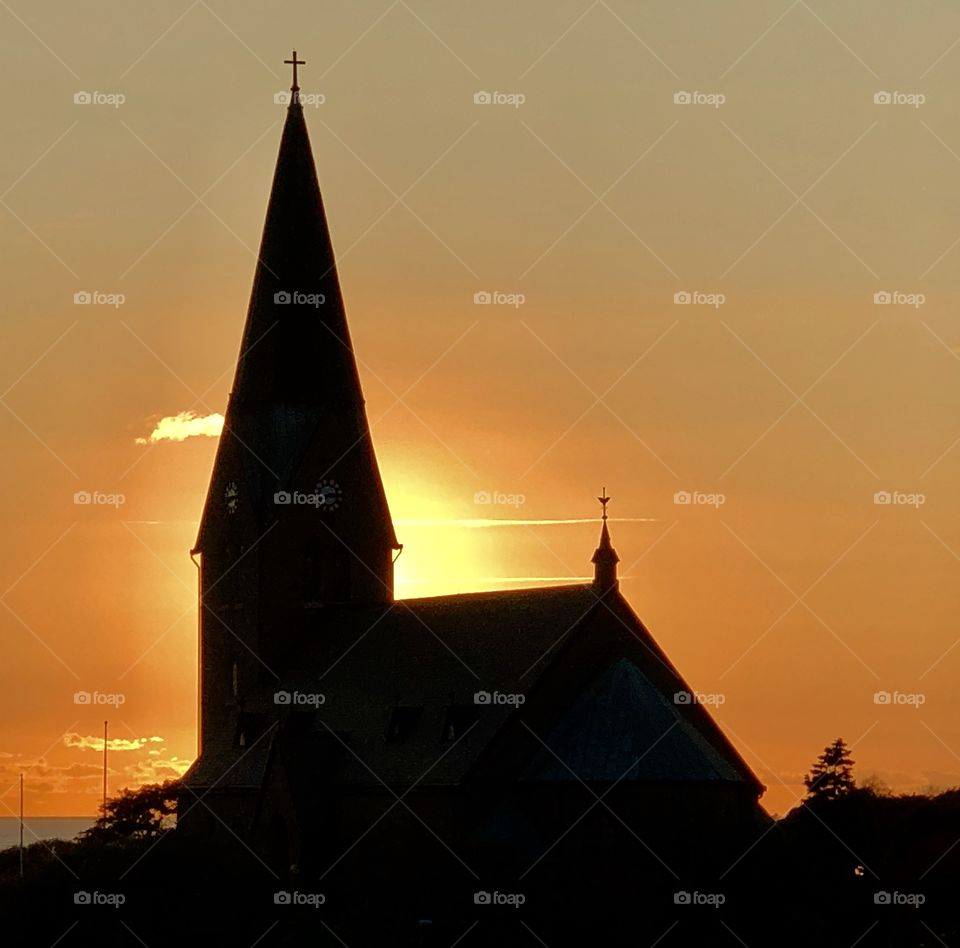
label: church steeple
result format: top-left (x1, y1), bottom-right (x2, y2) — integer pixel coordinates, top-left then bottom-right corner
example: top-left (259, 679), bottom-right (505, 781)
top-left (591, 489), bottom-right (619, 593)
top-left (195, 50), bottom-right (398, 596)
top-left (192, 52), bottom-right (400, 756)
top-left (228, 54), bottom-right (367, 410)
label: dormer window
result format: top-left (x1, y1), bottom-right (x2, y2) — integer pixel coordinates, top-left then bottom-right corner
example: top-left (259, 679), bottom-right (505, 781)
top-left (442, 705), bottom-right (478, 741)
top-left (386, 706), bottom-right (422, 742)
top-left (234, 712), bottom-right (266, 749)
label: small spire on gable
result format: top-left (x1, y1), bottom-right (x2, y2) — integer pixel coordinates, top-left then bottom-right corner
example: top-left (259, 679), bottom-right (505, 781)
top-left (592, 487), bottom-right (619, 592)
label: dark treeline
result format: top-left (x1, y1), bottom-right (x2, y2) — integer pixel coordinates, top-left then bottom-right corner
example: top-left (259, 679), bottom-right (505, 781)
top-left (2, 746), bottom-right (960, 947)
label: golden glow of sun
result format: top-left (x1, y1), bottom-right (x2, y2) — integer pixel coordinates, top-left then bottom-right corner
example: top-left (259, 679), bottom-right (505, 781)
top-left (388, 473), bottom-right (496, 600)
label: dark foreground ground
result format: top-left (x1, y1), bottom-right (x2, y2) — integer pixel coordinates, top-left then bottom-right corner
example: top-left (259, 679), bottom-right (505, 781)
top-left (2, 789), bottom-right (959, 947)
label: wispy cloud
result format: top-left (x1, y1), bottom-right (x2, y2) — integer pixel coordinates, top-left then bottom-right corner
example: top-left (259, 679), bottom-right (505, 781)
top-left (135, 411), bottom-right (223, 444)
top-left (63, 733), bottom-right (163, 752)
top-left (0, 741), bottom-right (187, 799)
top-left (32, 762), bottom-right (104, 778)
top-left (123, 756), bottom-right (191, 783)
top-left (0, 759), bottom-right (113, 797)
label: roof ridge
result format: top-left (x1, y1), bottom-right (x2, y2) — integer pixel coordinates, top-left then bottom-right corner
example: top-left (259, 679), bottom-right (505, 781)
top-left (397, 583), bottom-right (596, 605)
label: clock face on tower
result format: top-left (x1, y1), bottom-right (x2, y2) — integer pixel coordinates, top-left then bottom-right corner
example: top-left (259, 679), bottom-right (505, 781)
top-left (224, 481), bottom-right (239, 514)
top-left (316, 478), bottom-right (342, 511)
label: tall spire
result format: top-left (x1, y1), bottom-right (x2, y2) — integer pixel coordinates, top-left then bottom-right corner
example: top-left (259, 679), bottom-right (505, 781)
top-left (591, 488), bottom-right (619, 592)
top-left (195, 50), bottom-right (398, 600)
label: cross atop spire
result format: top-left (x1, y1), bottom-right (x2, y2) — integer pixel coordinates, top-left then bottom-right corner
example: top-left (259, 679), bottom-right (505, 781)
top-left (598, 489), bottom-right (610, 521)
top-left (284, 50), bottom-right (305, 92)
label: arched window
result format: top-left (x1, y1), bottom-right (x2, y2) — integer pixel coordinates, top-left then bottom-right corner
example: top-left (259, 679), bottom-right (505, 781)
top-left (215, 545), bottom-right (244, 609)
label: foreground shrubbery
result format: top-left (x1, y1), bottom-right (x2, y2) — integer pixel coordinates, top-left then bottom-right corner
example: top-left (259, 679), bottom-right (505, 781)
top-left (3, 779), bottom-right (960, 946)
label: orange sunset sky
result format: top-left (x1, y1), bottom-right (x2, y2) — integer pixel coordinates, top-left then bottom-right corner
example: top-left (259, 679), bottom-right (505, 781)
top-left (4, 1), bottom-right (960, 819)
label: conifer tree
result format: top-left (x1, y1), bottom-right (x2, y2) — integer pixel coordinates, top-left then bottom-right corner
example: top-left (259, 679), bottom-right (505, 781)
top-left (804, 738), bottom-right (855, 801)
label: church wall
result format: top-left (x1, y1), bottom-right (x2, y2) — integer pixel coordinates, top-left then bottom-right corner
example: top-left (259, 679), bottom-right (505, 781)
top-left (197, 543), bottom-right (261, 757)
top-left (177, 787), bottom-right (259, 842)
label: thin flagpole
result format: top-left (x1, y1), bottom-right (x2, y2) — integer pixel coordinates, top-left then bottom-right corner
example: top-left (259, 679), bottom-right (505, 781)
top-left (18, 772), bottom-right (24, 879)
top-left (102, 720), bottom-right (108, 813)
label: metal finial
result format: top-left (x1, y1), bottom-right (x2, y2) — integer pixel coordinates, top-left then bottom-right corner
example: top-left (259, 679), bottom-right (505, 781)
top-left (598, 488), bottom-right (610, 521)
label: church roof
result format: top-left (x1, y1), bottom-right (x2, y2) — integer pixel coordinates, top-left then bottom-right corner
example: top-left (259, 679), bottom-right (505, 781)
top-left (183, 584), bottom-right (593, 791)
top-left (282, 585), bottom-right (599, 786)
top-left (221, 584), bottom-right (762, 794)
top-left (182, 727), bottom-right (274, 791)
top-left (522, 658), bottom-right (743, 782)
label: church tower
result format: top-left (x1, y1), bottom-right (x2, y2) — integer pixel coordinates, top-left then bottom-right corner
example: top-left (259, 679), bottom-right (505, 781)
top-left (192, 54), bottom-right (399, 756)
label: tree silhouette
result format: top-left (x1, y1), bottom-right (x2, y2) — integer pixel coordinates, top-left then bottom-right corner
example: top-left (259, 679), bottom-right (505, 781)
top-left (82, 779), bottom-right (181, 843)
top-left (804, 738), bottom-right (855, 801)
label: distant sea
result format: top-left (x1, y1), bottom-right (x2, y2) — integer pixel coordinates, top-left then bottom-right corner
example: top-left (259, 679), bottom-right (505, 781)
top-left (0, 817), bottom-right (93, 852)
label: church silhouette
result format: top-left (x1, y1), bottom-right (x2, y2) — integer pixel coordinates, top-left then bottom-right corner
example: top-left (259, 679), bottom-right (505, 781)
top-left (179, 55), bottom-right (769, 941)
